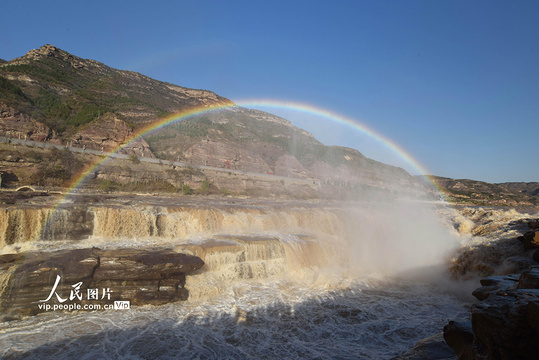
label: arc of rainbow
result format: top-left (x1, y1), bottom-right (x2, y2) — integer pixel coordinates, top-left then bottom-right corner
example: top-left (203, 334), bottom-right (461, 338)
top-left (38, 99), bottom-right (446, 241)
top-left (236, 99), bottom-right (447, 198)
top-left (66, 99), bottom-right (445, 194)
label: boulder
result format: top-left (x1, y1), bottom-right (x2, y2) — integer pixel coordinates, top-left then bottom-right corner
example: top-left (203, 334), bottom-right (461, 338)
top-left (518, 267), bottom-right (539, 289)
top-left (471, 285), bottom-right (499, 301)
top-left (444, 266), bottom-right (539, 360)
top-left (533, 250), bottom-right (539, 263)
top-left (0, 248), bottom-right (204, 320)
top-left (392, 332), bottom-right (458, 360)
top-left (517, 231), bottom-right (539, 249)
top-left (471, 291), bottom-right (539, 360)
top-left (528, 220), bottom-right (539, 230)
top-left (442, 321), bottom-right (474, 360)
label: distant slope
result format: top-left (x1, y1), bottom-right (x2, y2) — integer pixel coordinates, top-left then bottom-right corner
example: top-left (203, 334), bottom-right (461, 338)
top-left (0, 44), bottom-right (424, 194)
top-left (430, 176), bottom-right (538, 206)
top-left (498, 182), bottom-right (539, 197)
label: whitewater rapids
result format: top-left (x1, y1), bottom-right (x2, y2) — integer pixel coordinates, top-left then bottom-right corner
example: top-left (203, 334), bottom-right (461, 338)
top-left (0, 196), bottom-right (486, 359)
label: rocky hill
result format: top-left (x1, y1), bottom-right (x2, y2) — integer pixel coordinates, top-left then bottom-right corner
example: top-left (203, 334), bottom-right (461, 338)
top-left (0, 45), bottom-right (424, 195)
top-left (430, 175), bottom-right (539, 207)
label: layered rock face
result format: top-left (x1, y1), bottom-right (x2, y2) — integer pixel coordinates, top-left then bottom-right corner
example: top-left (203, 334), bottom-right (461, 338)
top-left (0, 248), bottom-right (204, 320)
top-left (444, 217), bottom-right (539, 360)
top-left (444, 267), bottom-right (539, 360)
top-left (71, 116), bottom-right (154, 158)
top-left (0, 102), bottom-right (56, 142)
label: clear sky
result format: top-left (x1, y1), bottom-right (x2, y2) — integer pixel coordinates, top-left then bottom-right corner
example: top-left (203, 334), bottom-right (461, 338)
top-left (1, 0), bottom-right (538, 183)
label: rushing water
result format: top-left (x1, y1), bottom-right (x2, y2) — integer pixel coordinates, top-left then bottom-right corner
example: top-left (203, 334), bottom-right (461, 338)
top-left (0, 197), bottom-right (476, 359)
top-left (0, 275), bottom-right (469, 359)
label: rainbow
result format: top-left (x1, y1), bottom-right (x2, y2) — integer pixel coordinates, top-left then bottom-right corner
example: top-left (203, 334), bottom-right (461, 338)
top-left (61, 98), bottom-right (447, 195)
top-left (32, 99), bottom-right (448, 241)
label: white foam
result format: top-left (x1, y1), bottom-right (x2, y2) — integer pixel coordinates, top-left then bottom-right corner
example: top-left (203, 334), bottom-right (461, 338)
top-left (0, 276), bottom-right (469, 359)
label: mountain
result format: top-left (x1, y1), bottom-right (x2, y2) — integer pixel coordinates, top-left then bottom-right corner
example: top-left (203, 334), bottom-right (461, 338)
top-left (0, 45), bottom-right (424, 196)
top-left (430, 176), bottom-right (539, 207)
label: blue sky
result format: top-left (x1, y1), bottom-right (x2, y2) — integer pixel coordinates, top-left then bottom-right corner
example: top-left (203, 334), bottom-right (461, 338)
top-left (1, 0), bottom-right (538, 182)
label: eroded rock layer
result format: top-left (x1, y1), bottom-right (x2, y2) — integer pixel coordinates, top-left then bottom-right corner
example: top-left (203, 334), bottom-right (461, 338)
top-left (0, 248), bottom-right (204, 320)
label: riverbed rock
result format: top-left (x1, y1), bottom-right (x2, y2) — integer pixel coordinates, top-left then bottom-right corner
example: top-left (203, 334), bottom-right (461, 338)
top-left (517, 231), bottom-right (539, 249)
top-left (392, 332), bottom-right (458, 360)
top-left (0, 248), bottom-right (204, 320)
top-left (442, 321), bottom-right (474, 360)
top-left (533, 250), bottom-right (539, 263)
top-left (471, 290), bottom-right (539, 360)
top-left (528, 220), bottom-right (539, 230)
top-left (518, 267), bottom-right (539, 289)
top-left (444, 266), bottom-right (539, 360)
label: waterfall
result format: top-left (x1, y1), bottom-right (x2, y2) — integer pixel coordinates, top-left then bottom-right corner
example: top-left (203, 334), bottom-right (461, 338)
top-left (0, 198), bottom-right (471, 359)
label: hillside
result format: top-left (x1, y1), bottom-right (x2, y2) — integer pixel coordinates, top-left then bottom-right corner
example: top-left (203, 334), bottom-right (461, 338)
top-left (430, 176), bottom-right (539, 207)
top-left (0, 44), bottom-right (425, 196)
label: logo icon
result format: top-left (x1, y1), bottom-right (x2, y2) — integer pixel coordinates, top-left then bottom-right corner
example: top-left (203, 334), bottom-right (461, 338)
top-left (114, 301), bottom-right (130, 310)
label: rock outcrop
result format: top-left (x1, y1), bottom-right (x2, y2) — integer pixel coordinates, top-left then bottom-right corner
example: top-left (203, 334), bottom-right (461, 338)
top-left (71, 115), bottom-right (154, 157)
top-left (392, 332), bottom-right (459, 360)
top-left (443, 214), bottom-right (539, 359)
top-left (444, 267), bottom-right (539, 360)
top-left (0, 102), bottom-right (57, 142)
top-left (0, 248), bottom-right (204, 320)
top-left (518, 230), bottom-right (539, 249)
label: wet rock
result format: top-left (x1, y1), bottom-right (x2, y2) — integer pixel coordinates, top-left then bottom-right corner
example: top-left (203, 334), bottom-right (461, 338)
top-left (528, 219), bottom-right (539, 230)
top-left (392, 332), bottom-right (458, 360)
top-left (472, 285), bottom-right (499, 301)
top-left (479, 273), bottom-right (520, 287)
top-left (518, 267), bottom-right (539, 289)
top-left (533, 249), bottom-right (539, 263)
top-left (442, 321), bottom-right (474, 360)
top-left (471, 292), bottom-right (539, 360)
top-left (0, 248), bottom-right (204, 320)
top-left (500, 256), bottom-right (538, 274)
top-left (444, 266), bottom-right (539, 360)
top-left (517, 231), bottom-right (539, 249)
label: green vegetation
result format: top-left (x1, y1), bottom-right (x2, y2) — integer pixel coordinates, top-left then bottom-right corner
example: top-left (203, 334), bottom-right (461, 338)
top-left (198, 179), bottom-right (210, 195)
top-left (181, 184), bottom-right (193, 195)
top-left (1, 59), bottom-right (81, 86)
top-left (171, 117), bottom-right (212, 138)
top-left (29, 88), bottom-right (110, 131)
top-left (30, 148), bottom-right (83, 186)
top-left (68, 103), bottom-right (107, 126)
top-left (145, 132), bottom-right (177, 143)
top-left (33, 88), bottom-right (70, 120)
top-left (96, 178), bottom-right (179, 193)
top-left (0, 59), bottom-right (151, 134)
top-left (26, 150), bottom-right (43, 163)
top-left (0, 76), bottom-right (27, 100)
top-left (129, 154), bottom-right (140, 164)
